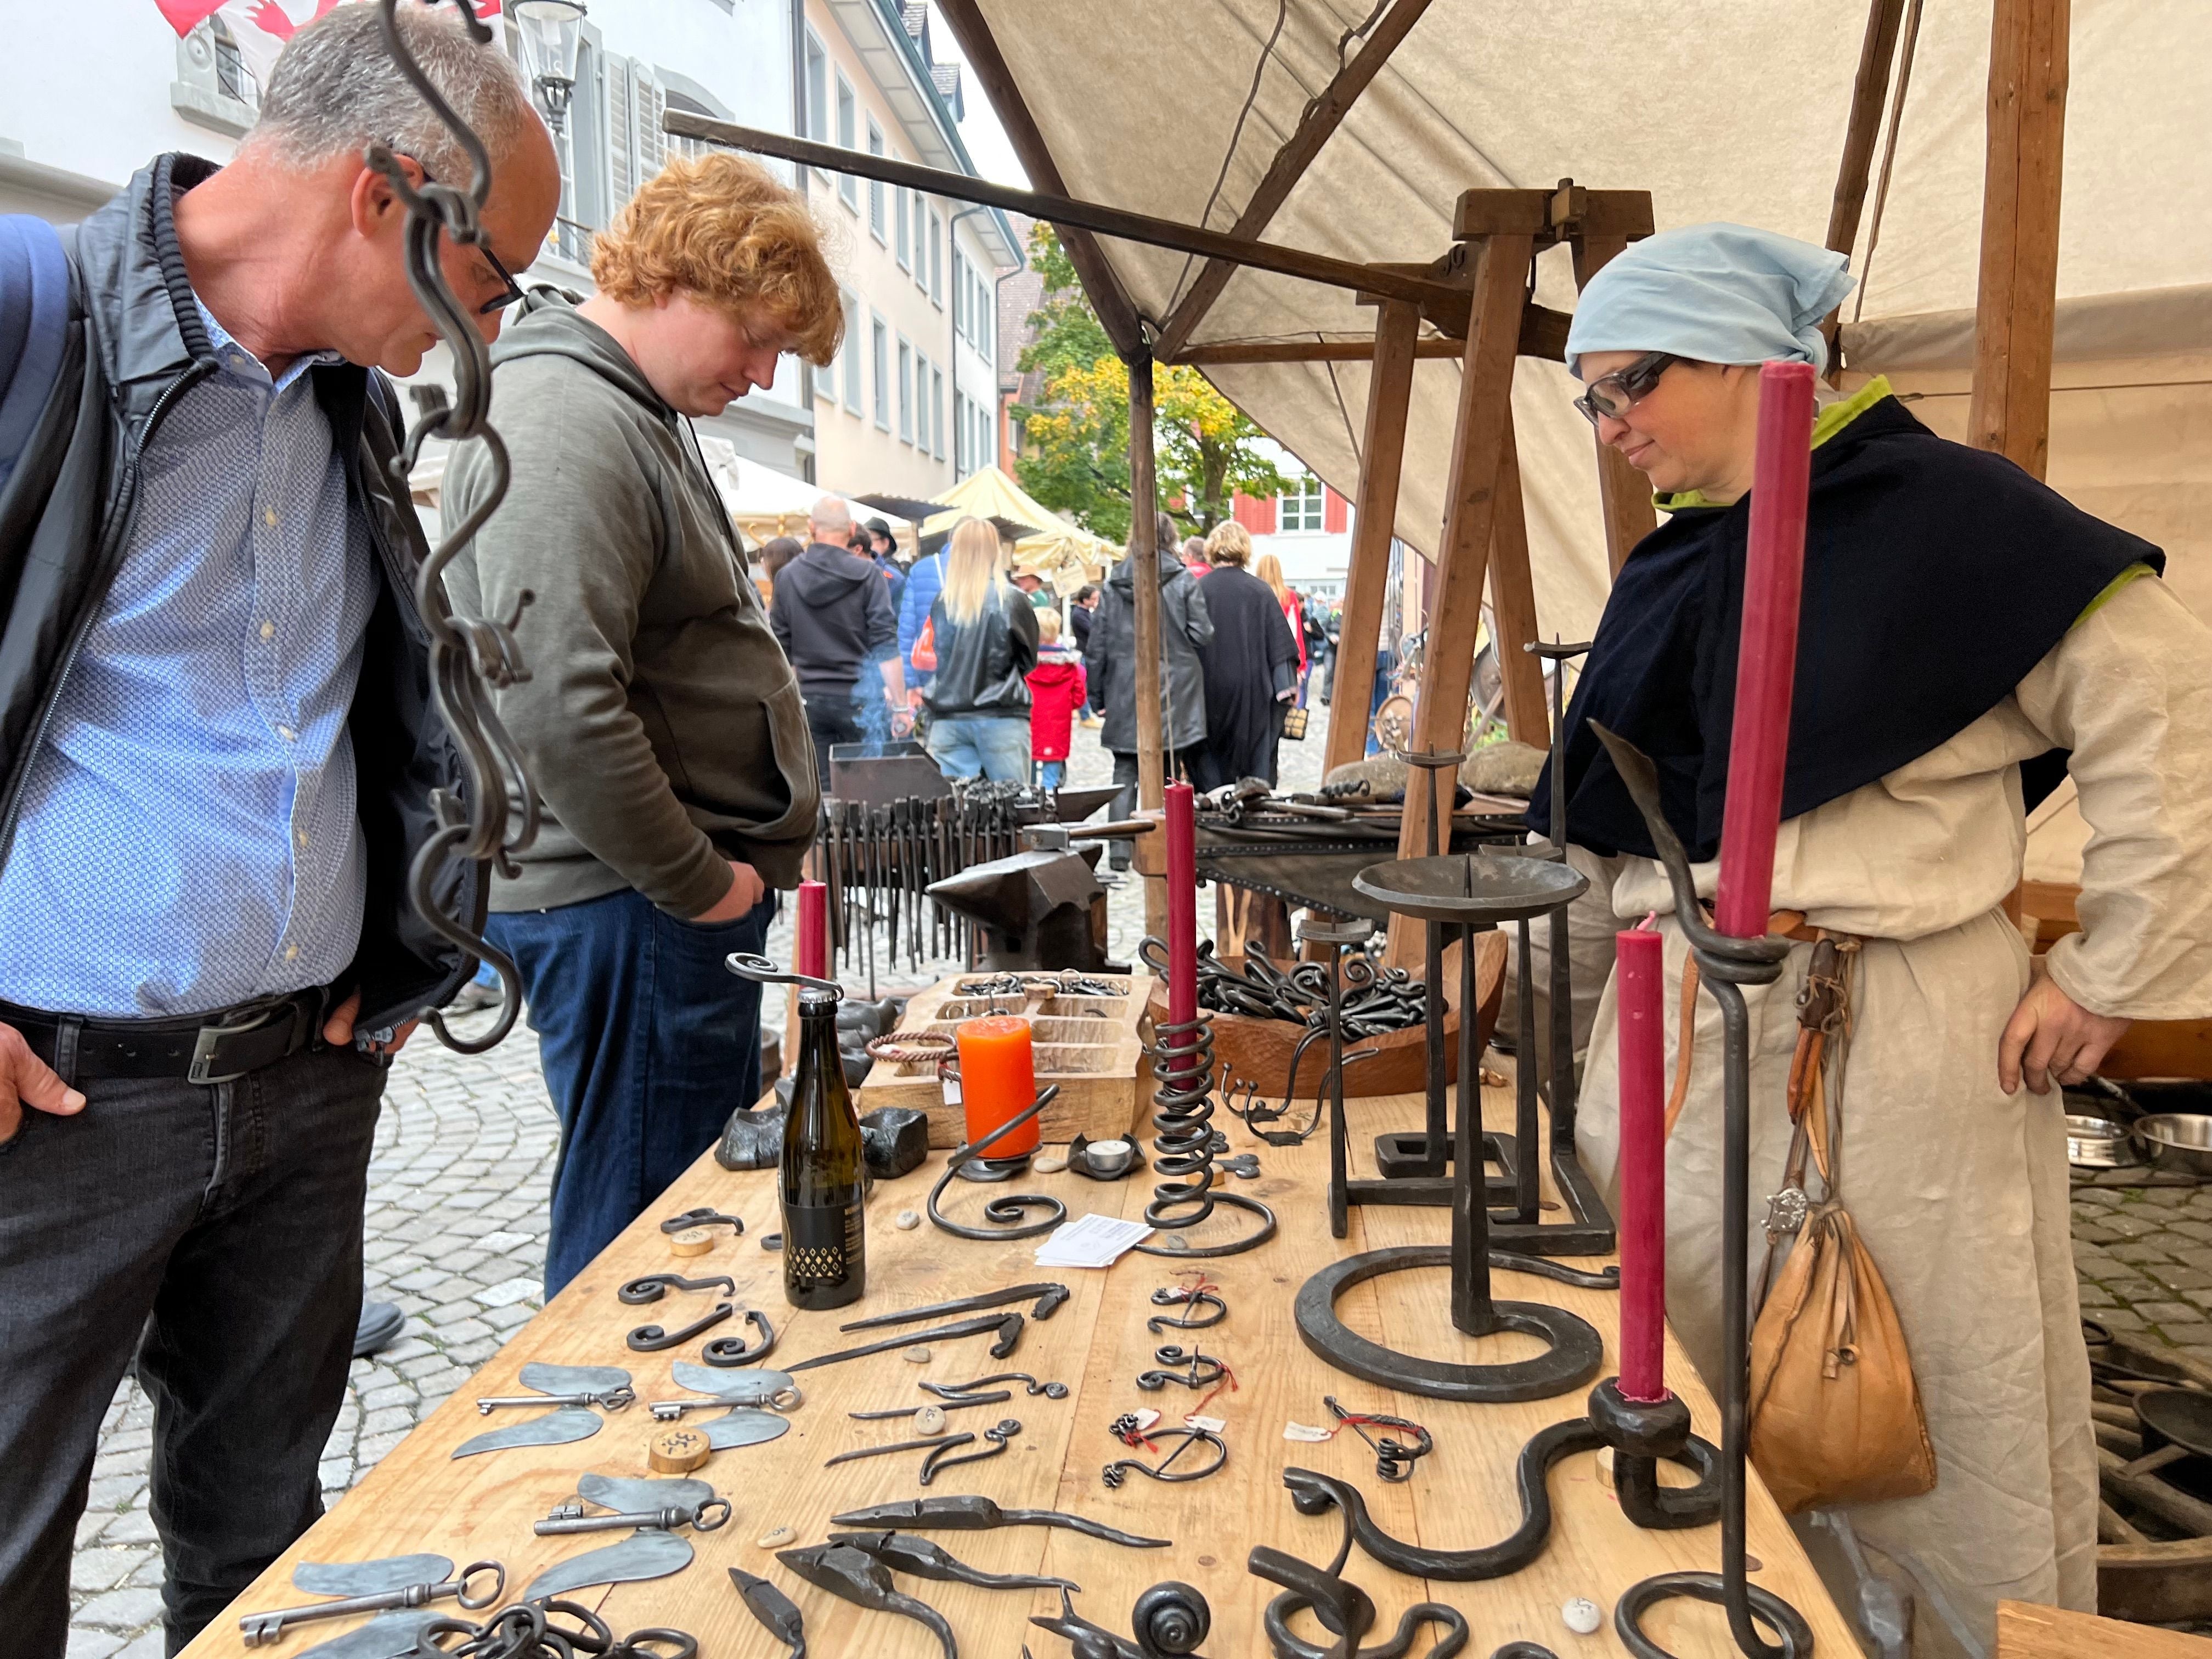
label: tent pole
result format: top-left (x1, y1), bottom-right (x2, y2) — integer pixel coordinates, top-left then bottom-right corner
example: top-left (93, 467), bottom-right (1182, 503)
top-left (1970, 0), bottom-right (2069, 479)
top-left (931, 0), bottom-right (1146, 359)
top-left (1323, 299), bottom-right (1420, 780)
top-left (1819, 0), bottom-right (1912, 376)
top-left (1127, 347), bottom-right (1170, 941)
top-left (1154, 0), bottom-right (1440, 359)
top-left (1383, 232), bottom-right (1533, 969)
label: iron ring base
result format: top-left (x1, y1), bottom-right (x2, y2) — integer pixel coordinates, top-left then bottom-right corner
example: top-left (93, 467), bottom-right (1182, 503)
top-left (1613, 1572), bottom-right (1814, 1659)
top-left (1131, 1192), bottom-right (1279, 1260)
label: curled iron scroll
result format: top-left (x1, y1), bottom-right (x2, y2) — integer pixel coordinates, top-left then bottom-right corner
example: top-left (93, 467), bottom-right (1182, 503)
top-left (363, 0), bottom-right (539, 1053)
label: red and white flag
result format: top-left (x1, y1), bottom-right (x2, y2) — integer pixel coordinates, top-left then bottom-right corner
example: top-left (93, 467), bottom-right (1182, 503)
top-left (154, 1), bottom-right (504, 92)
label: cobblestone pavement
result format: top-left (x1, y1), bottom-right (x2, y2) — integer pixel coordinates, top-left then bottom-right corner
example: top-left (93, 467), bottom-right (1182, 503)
top-left (69, 696), bottom-right (2210, 1654)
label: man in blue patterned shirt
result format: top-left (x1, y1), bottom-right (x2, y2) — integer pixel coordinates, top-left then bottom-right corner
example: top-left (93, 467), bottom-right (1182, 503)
top-left (0, 10), bottom-right (558, 1655)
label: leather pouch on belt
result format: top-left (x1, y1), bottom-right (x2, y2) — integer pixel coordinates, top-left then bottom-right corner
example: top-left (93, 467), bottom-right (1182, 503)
top-left (1746, 933), bottom-right (1937, 1513)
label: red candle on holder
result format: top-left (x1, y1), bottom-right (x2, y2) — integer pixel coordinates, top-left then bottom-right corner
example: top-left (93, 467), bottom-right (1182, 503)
top-left (1164, 782), bottom-right (1200, 1074)
top-left (1615, 926), bottom-right (1668, 1402)
top-left (1713, 361), bottom-right (1816, 940)
top-left (957, 1014), bottom-right (1039, 1156)
top-left (796, 879), bottom-right (828, 979)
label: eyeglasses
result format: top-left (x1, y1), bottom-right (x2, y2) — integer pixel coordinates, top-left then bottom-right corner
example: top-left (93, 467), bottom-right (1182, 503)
top-left (1572, 351), bottom-right (1678, 427)
top-left (392, 153), bottom-right (528, 317)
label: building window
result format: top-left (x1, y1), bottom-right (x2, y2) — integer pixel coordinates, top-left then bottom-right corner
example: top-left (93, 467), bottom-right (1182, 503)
top-left (866, 121), bottom-right (885, 241)
top-left (929, 213), bottom-right (944, 306)
top-left (804, 30), bottom-right (827, 143)
top-left (841, 289), bottom-right (861, 411)
top-left (895, 186), bottom-right (910, 270)
top-left (897, 341), bottom-right (914, 443)
top-left (1279, 475), bottom-right (1326, 532)
top-left (952, 249), bottom-right (968, 341)
top-left (912, 193), bottom-right (928, 288)
top-left (915, 354), bottom-right (930, 453)
top-left (835, 73), bottom-right (857, 210)
top-left (872, 315), bottom-right (890, 430)
top-left (953, 390), bottom-right (967, 473)
top-left (931, 368), bottom-right (946, 459)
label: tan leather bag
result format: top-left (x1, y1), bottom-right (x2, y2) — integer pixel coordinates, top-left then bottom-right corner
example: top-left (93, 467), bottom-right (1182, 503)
top-left (1745, 937), bottom-right (1937, 1514)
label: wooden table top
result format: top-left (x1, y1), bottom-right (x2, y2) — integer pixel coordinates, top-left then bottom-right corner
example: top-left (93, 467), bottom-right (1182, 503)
top-left (180, 1077), bottom-right (1855, 1658)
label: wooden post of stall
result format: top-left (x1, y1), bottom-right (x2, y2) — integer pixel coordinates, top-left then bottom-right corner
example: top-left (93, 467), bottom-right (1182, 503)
top-left (1570, 234), bottom-right (1660, 577)
top-left (1970, 0), bottom-right (2069, 480)
top-left (1323, 299), bottom-right (1421, 778)
top-left (1383, 229), bottom-right (1533, 968)
top-left (1486, 420), bottom-right (1548, 743)
top-left (1126, 347), bottom-right (1170, 940)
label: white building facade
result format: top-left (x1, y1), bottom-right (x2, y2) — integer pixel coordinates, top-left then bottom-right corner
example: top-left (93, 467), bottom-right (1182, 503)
top-left (0, 0), bottom-right (819, 472)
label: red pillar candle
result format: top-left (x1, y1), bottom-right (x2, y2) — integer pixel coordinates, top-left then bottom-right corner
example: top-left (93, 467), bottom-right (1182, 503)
top-left (1615, 926), bottom-right (1668, 1402)
top-left (1164, 782), bottom-right (1200, 1071)
top-left (957, 1014), bottom-right (1040, 1156)
top-left (796, 879), bottom-right (828, 979)
top-left (1713, 361), bottom-right (1817, 940)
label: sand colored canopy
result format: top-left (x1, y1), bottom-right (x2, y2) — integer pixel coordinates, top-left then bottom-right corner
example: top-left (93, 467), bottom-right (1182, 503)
top-left (923, 464), bottom-right (1119, 590)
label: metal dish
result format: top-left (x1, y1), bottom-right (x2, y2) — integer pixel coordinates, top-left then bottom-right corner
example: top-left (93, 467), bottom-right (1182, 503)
top-left (2135, 1113), bottom-right (2212, 1176)
top-left (2067, 1113), bottom-right (2142, 1169)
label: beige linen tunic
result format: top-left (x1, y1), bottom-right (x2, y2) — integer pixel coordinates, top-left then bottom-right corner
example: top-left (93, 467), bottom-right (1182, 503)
top-left (1572, 576), bottom-right (2212, 1657)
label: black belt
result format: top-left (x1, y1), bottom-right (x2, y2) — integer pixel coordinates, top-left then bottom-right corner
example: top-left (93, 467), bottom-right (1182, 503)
top-left (0, 988), bottom-right (330, 1086)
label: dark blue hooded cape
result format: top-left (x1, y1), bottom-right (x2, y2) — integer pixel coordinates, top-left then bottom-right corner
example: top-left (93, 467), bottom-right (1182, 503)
top-left (1526, 393), bottom-right (2161, 862)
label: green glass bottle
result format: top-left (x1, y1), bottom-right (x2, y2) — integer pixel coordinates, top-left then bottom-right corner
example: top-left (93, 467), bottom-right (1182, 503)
top-left (781, 984), bottom-right (867, 1310)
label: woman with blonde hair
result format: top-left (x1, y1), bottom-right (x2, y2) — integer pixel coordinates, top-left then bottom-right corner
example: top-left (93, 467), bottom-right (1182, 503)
top-left (923, 516), bottom-right (1039, 780)
top-left (1191, 521), bottom-right (1300, 787)
top-left (1255, 551), bottom-right (1310, 707)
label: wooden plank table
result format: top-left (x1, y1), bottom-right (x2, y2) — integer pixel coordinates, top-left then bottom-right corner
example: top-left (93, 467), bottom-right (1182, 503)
top-left (182, 1077), bottom-right (1856, 1658)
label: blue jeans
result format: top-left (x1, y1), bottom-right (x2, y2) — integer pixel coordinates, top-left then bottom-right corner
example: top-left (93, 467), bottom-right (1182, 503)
top-left (488, 887), bottom-right (771, 1295)
top-left (1039, 759), bottom-right (1065, 789)
top-left (928, 715), bottom-right (1032, 782)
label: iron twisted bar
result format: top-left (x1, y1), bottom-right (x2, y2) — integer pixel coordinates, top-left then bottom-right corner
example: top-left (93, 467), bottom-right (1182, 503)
top-left (364, 0), bottom-right (539, 1054)
top-left (1587, 724), bottom-right (1811, 1659)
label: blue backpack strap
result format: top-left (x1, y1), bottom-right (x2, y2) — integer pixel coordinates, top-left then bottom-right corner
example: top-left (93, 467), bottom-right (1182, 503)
top-left (0, 215), bottom-right (71, 493)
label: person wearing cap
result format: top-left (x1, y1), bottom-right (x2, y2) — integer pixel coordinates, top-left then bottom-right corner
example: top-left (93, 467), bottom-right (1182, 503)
top-left (1538, 223), bottom-right (2212, 1653)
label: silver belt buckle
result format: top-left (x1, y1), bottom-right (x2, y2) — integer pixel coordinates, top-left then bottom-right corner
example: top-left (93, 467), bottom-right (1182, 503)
top-left (187, 1000), bottom-right (291, 1086)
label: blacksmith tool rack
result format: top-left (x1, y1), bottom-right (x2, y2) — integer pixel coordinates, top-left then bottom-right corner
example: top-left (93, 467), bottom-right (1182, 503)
top-left (365, 0), bottom-right (539, 1055)
top-left (1589, 723), bottom-right (1813, 1659)
top-left (1296, 854), bottom-right (1605, 1404)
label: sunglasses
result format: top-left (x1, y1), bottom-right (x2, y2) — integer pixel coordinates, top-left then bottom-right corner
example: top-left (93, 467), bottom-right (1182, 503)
top-left (1573, 351), bottom-right (1678, 427)
top-left (393, 153), bottom-right (528, 317)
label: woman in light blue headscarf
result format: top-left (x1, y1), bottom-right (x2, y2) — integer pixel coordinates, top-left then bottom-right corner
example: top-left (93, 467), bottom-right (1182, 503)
top-left (1537, 223), bottom-right (2212, 1656)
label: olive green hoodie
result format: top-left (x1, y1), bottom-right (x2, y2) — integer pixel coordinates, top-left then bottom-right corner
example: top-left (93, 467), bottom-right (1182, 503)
top-left (443, 291), bottom-right (819, 913)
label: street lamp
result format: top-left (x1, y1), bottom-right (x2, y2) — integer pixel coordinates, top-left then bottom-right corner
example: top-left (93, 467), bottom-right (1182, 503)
top-left (512, 0), bottom-right (588, 134)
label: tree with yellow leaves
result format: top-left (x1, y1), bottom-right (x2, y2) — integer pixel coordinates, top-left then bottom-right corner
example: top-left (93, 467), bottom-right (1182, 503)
top-left (1013, 226), bottom-right (1284, 544)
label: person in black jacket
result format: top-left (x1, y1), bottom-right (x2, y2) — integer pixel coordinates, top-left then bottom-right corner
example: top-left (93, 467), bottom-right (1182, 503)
top-left (1188, 520), bottom-right (1299, 789)
top-left (0, 11), bottom-right (557, 1656)
top-left (770, 497), bottom-right (912, 785)
top-left (923, 516), bottom-right (1039, 780)
top-left (1085, 512), bottom-right (1214, 870)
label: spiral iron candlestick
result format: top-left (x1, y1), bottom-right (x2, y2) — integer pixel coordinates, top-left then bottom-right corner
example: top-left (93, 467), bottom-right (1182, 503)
top-left (1133, 1004), bottom-right (1275, 1259)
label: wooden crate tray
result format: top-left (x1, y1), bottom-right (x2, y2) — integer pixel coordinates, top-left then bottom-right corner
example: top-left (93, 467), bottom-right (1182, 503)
top-left (856, 969), bottom-right (1153, 1147)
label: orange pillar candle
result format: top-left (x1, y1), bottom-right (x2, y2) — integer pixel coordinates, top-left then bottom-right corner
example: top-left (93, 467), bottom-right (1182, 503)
top-left (956, 1015), bottom-right (1039, 1156)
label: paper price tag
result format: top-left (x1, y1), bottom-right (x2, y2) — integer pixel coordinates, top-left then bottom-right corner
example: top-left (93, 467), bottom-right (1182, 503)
top-left (1283, 1420), bottom-right (1334, 1443)
top-left (1186, 1414), bottom-right (1227, 1434)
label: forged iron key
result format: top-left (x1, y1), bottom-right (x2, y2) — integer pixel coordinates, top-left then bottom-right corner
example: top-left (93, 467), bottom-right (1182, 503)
top-left (535, 1498), bottom-right (732, 1536)
top-left (238, 1561), bottom-right (504, 1646)
top-left (477, 1384), bottom-right (635, 1414)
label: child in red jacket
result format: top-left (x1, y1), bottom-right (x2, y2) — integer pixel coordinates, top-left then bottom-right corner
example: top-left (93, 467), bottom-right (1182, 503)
top-left (1027, 607), bottom-right (1087, 789)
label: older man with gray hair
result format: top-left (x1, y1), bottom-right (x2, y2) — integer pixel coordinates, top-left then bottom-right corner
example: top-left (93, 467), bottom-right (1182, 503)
top-left (0, 7), bottom-right (557, 1652)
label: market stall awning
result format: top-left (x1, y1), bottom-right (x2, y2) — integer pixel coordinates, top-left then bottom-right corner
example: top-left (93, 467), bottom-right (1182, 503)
top-left (693, 437), bottom-right (907, 546)
top-left (922, 465), bottom-right (1120, 589)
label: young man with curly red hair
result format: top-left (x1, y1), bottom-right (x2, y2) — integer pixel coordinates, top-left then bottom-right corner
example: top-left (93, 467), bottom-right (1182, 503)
top-left (443, 152), bottom-right (840, 1291)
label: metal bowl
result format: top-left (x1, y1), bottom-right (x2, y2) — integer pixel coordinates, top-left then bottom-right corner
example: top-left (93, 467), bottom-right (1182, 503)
top-left (2135, 1113), bottom-right (2212, 1176)
top-left (2067, 1113), bottom-right (2142, 1169)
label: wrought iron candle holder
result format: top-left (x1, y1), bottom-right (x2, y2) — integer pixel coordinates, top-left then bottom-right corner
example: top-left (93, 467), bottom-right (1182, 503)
top-left (1293, 855), bottom-right (1604, 1404)
top-left (1589, 723), bottom-right (1813, 1659)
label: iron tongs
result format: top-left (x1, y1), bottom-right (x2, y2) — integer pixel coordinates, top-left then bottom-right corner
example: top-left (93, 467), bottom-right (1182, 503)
top-left (238, 1560), bottom-right (504, 1646)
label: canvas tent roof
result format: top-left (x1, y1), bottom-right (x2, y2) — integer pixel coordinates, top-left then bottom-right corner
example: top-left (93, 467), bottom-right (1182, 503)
top-left (923, 465), bottom-right (1119, 588)
top-left (963, 0), bottom-right (2212, 646)
top-left (690, 436), bottom-right (910, 546)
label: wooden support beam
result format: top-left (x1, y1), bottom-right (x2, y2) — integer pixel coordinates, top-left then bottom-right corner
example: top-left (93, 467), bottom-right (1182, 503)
top-left (932, 0), bottom-right (1146, 358)
top-left (1341, 297), bottom-right (1573, 362)
top-left (1571, 235), bottom-right (1660, 576)
top-left (1384, 233), bottom-right (1533, 966)
top-left (1154, 0), bottom-right (1438, 358)
top-left (1169, 337), bottom-right (1466, 366)
top-left (1969, 0), bottom-right (2070, 478)
top-left (661, 114), bottom-right (1466, 318)
top-left (1323, 299), bottom-right (1421, 778)
top-left (1453, 187), bottom-right (1654, 245)
top-left (1828, 0), bottom-right (1911, 258)
top-left (1487, 420), bottom-right (1548, 743)
top-left (1127, 349), bottom-right (1167, 940)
